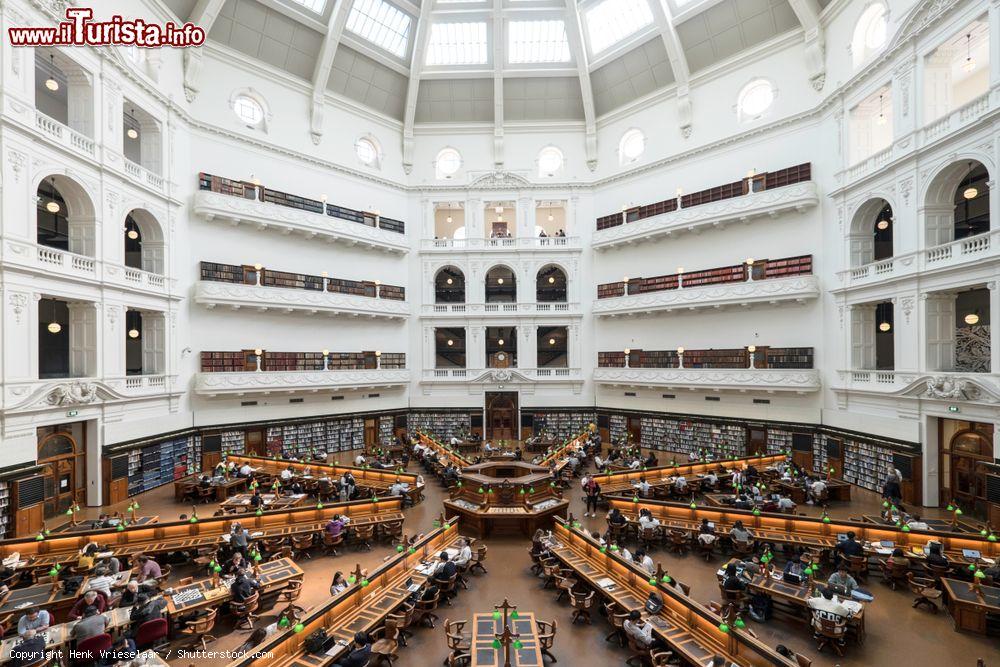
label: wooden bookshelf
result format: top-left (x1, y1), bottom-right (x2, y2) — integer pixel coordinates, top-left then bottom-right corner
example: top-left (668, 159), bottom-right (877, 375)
top-left (200, 350), bottom-right (255, 373)
top-left (597, 347), bottom-right (814, 370)
top-left (680, 263), bottom-right (746, 287)
top-left (764, 347), bottom-right (814, 369)
top-left (596, 282), bottom-right (626, 299)
top-left (199, 261), bottom-right (404, 300)
top-left (762, 254), bottom-right (812, 279)
top-left (597, 351), bottom-right (626, 368)
top-left (199, 351), bottom-right (405, 372)
top-left (765, 163), bottom-right (811, 189)
top-left (198, 173), bottom-right (257, 199)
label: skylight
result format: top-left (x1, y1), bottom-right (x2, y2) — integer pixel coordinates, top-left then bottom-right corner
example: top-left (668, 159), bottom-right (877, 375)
top-left (285, 0), bottom-right (328, 12)
top-left (346, 0), bottom-right (412, 58)
top-left (585, 0), bottom-right (654, 55)
top-left (508, 21), bottom-right (571, 64)
top-left (426, 22), bottom-right (489, 66)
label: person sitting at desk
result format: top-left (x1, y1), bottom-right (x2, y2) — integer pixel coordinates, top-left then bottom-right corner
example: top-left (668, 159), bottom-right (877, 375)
top-left (783, 553), bottom-right (808, 579)
top-left (71, 605), bottom-right (108, 643)
top-left (703, 471), bottom-right (719, 488)
top-left (285, 479), bottom-right (304, 495)
top-left (906, 515), bottom-right (929, 531)
top-left (432, 552), bottom-right (457, 585)
top-left (638, 509), bottom-right (660, 531)
top-left (633, 549), bottom-right (655, 575)
top-left (330, 571), bottom-right (348, 595)
top-left (827, 565), bottom-right (858, 595)
top-left (16, 607), bottom-right (51, 636)
top-left (628, 458), bottom-right (642, 470)
top-left (926, 543), bottom-right (949, 568)
top-left (623, 610), bottom-right (669, 651)
top-left (85, 567), bottom-right (117, 599)
top-left (238, 462), bottom-right (254, 478)
top-left (674, 475), bottom-right (688, 494)
top-left (722, 563), bottom-right (748, 594)
top-left (608, 508), bottom-right (628, 528)
top-left (834, 531), bottom-right (863, 562)
top-left (214, 461), bottom-right (227, 477)
top-left (453, 539), bottom-right (473, 568)
top-left (222, 552), bottom-right (246, 576)
top-left (389, 480), bottom-right (408, 497)
top-left (129, 593), bottom-right (166, 629)
top-left (698, 519), bottom-right (717, 547)
top-left (230, 523), bottom-right (251, 558)
top-left (9, 629), bottom-right (46, 667)
top-left (280, 467), bottom-right (294, 482)
top-left (776, 495), bottom-right (796, 512)
top-left (198, 475), bottom-right (213, 489)
top-left (483, 441), bottom-right (494, 455)
top-left (807, 587), bottom-right (849, 632)
top-left (636, 477), bottom-right (651, 498)
top-left (688, 450), bottom-right (700, 462)
top-left (230, 572), bottom-right (260, 603)
top-left (249, 489), bottom-right (264, 510)
top-left (807, 477), bottom-right (827, 504)
top-left (325, 515), bottom-right (345, 539)
top-left (118, 580), bottom-right (153, 608)
top-left (745, 465), bottom-right (760, 484)
top-left (135, 555), bottom-right (162, 586)
top-left (729, 520), bottom-right (752, 545)
top-left (332, 631), bottom-right (371, 667)
top-left (69, 591), bottom-right (107, 620)
top-left (354, 454), bottom-right (366, 466)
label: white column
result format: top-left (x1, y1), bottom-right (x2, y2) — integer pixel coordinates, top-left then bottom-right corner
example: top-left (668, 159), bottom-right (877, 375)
top-left (990, 281), bottom-right (1000, 373)
top-left (568, 323), bottom-right (580, 370)
top-left (990, 0), bottom-right (1000, 92)
top-left (893, 294), bottom-right (919, 372)
top-left (922, 415), bottom-right (940, 508)
top-left (520, 325), bottom-right (536, 370)
top-left (467, 197), bottom-right (483, 240)
top-left (2, 289), bottom-right (33, 380)
top-left (469, 326), bottom-right (485, 369)
top-left (85, 419), bottom-right (102, 507)
top-left (102, 304), bottom-right (124, 378)
top-left (68, 302), bottom-right (98, 377)
top-left (891, 53), bottom-right (916, 152)
top-left (66, 70), bottom-right (95, 138)
top-left (517, 196), bottom-right (534, 239)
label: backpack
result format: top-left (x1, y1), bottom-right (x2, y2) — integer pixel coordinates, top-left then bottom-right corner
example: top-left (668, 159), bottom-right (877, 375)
top-left (304, 628), bottom-right (328, 654)
top-left (644, 591), bottom-right (663, 615)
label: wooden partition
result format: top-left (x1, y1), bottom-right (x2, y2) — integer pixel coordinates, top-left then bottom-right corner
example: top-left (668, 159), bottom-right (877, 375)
top-left (550, 522), bottom-right (795, 667)
top-left (598, 454), bottom-right (786, 495)
top-left (230, 518), bottom-right (462, 667)
top-left (607, 498), bottom-right (1000, 560)
top-left (0, 497), bottom-right (402, 567)
top-left (540, 431), bottom-right (589, 465)
top-left (226, 454), bottom-right (423, 495)
top-left (417, 432), bottom-right (472, 467)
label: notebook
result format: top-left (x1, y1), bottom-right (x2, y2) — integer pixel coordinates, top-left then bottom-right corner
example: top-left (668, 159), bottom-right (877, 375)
top-left (596, 577), bottom-right (617, 591)
top-left (962, 549), bottom-right (982, 560)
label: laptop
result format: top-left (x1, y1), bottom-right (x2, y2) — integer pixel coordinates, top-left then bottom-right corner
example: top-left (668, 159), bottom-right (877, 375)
top-left (836, 533), bottom-right (848, 542)
top-left (783, 571), bottom-right (803, 585)
top-left (962, 549), bottom-right (982, 560)
top-left (595, 577), bottom-right (617, 591)
top-left (404, 577), bottom-right (421, 593)
top-left (879, 540), bottom-right (894, 549)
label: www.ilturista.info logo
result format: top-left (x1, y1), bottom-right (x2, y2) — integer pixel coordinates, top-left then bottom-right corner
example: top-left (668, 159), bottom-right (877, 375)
top-left (8, 7), bottom-right (206, 48)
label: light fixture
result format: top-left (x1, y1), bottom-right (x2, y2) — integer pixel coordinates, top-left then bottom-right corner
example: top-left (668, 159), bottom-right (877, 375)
top-left (748, 345), bottom-right (756, 353)
top-left (447, 339), bottom-right (454, 346)
top-left (878, 322), bottom-right (891, 332)
top-left (548, 276), bottom-right (555, 284)
top-left (677, 347), bottom-right (685, 354)
top-left (495, 205), bottom-right (504, 214)
top-left (128, 327), bottom-right (140, 339)
top-left (321, 194), bottom-right (328, 202)
top-left (876, 219), bottom-right (889, 231)
top-left (47, 321), bottom-right (62, 334)
top-left (127, 228), bottom-right (139, 240)
top-left (497, 338), bottom-right (504, 346)
top-left (747, 168), bottom-right (756, 179)
top-left (746, 258), bottom-right (754, 266)
top-left (446, 277), bottom-right (453, 285)
top-left (964, 312), bottom-right (980, 325)
top-left (322, 349), bottom-right (329, 356)
top-left (446, 215), bottom-right (453, 224)
top-left (624, 348), bottom-right (631, 355)
top-left (45, 55), bottom-right (59, 91)
top-left (549, 338), bottom-right (556, 345)
top-left (677, 267), bottom-right (684, 274)
top-left (250, 174), bottom-right (260, 186)
top-left (321, 271), bottom-right (328, 277)
top-left (253, 263), bottom-right (262, 271)
top-left (623, 276), bottom-right (630, 283)
top-left (547, 214), bottom-right (554, 222)
top-left (675, 188), bottom-right (683, 198)
top-left (876, 93), bottom-right (887, 126)
top-left (375, 350), bottom-right (381, 357)
top-left (44, 177), bottom-right (60, 213)
top-left (963, 161), bottom-right (978, 200)
top-left (254, 348), bottom-right (263, 356)
top-left (962, 33), bottom-right (975, 72)
top-left (126, 109), bottom-right (139, 140)
top-left (497, 278), bottom-right (504, 285)
top-left (46, 200), bottom-right (60, 214)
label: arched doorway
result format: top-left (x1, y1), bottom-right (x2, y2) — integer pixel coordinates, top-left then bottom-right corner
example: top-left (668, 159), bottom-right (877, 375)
top-left (485, 392), bottom-right (518, 441)
top-left (940, 420), bottom-right (993, 517)
top-left (37, 427), bottom-right (85, 519)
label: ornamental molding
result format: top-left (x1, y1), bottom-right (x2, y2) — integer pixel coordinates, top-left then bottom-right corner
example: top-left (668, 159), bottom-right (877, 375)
top-left (467, 170), bottom-right (534, 191)
top-left (193, 369), bottom-right (411, 396)
top-left (192, 191), bottom-right (409, 254)
top-left (592, 276), bottom-right (819, 317)
top-left (593, 368), bottom-right (821, 393)
top-left (834, 372), bottom-right (1000, 405)
top-left (3, 379), bottom-right (179, 413)
top-left (194, 282), bottom-right (409, 319)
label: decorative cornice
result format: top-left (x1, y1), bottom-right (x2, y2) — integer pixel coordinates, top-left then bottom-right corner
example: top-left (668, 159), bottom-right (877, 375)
top-left (593, 368), bottom-right (821, 393)
top-left (194, 282), bottom-right (409, 319)
top-left (593, 276), bottom-right (820, 317)
top-left (193, 369), bottom-right (411, 396)
top-left (3, 377), bottom-right (182, 413)
top-left (833, 371), bottom-right (1000, 404)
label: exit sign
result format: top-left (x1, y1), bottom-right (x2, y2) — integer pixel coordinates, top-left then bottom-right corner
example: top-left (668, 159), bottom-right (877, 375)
top-left (66, 410), bottom-right (78, 417)
top-left (948, 405), bottom-right (960, 413)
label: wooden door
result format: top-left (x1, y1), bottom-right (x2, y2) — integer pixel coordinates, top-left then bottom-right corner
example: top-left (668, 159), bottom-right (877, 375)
top-left (364, 419), bottom-right (377, 448)
top-left (245, 429), bottom-right (266, 456)
top-left (626, 417), bottom-right (641, 445)
top-left (946, 429), bottom-right (992, 516)
top-left (37, 431), bottom-right (83, 519)
top-left (486, 392), bottom-right (518, 441)
top-left (748, 428), bottom-right (767, 456)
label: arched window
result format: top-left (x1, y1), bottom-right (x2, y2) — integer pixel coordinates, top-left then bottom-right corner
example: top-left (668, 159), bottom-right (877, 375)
top-left (485, 266), bottom-right (517, 303)
top-left (537, 146), bottom-right (563, 178)
top-left (852, 3), bottom-right (888, 69)
top-left (618, 129), bottom-right (645, 165)
top-left (954, 162), bottom-right (990, 241)
top-left (355, 135), bottom-right (381, 168)
top-left (536, 266), bottom-right (567, 303)
top-left (436, 148), bottom-right (462, 180)
top-left (35, 174), bottom-right (97, 257)
top-left (123, 209), bottom-right (165, 274)
top-left (737, 79), bottom-right (774, 122)
top-left (231, 90), bottom-right (268, 131)
top-left (435, 267), bottom-right (466, 303)
top-left (923, 159), bottom-right (991, 247)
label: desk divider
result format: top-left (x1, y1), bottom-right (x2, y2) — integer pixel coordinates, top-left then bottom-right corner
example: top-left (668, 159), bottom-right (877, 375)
top-left (598, 454), bottom-right (787, 492)
top-left (417, 432), bottom-right (473, 467)
top-left (540, 431), bottom-right (590, 466)
top-left (226, 454), bottom-right (422, 489)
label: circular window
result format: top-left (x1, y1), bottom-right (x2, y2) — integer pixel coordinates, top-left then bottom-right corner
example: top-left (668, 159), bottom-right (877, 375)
top-left (619, 129), bottom-right (645, 163)
top-left (355, 137), bottom-right (379, 165)
top-left (436, 148), bottom-right (462, 178)
top-left (738, 79), bottom-right (774, 120)
top-left (538, 146), bottom-right (563, 177)
top-left (232, 94), bottom-right (265, 127)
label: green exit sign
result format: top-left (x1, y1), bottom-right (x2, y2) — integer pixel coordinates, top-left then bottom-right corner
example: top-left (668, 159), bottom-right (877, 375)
top-left (66, 410), bottom-right (78, 417)
top-left (948, 405), bottom-right (960, 413)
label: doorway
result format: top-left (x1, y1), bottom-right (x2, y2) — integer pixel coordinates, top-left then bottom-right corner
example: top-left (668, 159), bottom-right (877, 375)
top-left (940, 419), bottom-right (993, 517)
top-left (245, 428), bottom-right (266, 456)
top-left (748, 427), bottom-right (767, 456)
top-left (486, 392), bottom-right (518, 441)
top-left (37, 424), bottom-right (86, 520)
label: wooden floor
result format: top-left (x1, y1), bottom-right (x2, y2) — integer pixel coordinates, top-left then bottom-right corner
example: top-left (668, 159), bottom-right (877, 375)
top-left (65, 450), bottom-right (997, 666)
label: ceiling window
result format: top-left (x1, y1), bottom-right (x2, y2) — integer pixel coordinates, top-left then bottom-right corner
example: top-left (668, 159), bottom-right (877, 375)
top-left (285, 0), bottom-right (328, 12)
top-left (737, 79), bottom-right (774, 122)
top-left (537, 146), bottom-right (564, 178)
top-left (426, 22), bottom-right (489, 66)
top-left (585, 0), bottom-right (653, 55)
top-left (232, 93), bottom-right (266, 129)
top-left (436, 147), bottom-right (463, 180)
top-left (851, 3), bottom-right (888, 69)
top-left (618, 128), bottom-right (645, 165)
top-left (346, 0), bottom-right (412, 58)
top-left (508, 20), bottom-right (571, 64)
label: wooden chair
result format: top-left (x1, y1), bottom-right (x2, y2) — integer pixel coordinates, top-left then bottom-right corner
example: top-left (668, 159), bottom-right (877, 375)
top-left (843, 554), bottom-right (868, 582)
top-left (469, 545), bottom-right (488, 574)
top-left (322, 531), bottom-right (344, 556)
top-left (696, 536), bottom-right (716, 562)
top-left (730, 539), bottom-right (754, 558)
top-left (231, 591), bottom-right (261, 630)
top-left (553, 570), bottom-right (577, 602)
top-left (794, 655), bottom-right (812, 667)
top-left (369, 618), bottom-right (400, 666)
top-left (625, 635), bottom-right (652, 667)
top-left (540, 560), bottom-right (561, 589)
top-left (291, 533), bottom-right (315, 560)
top-left (878, 559), bottom-right (909, 590)
top-left (443, 619), bottom-right (471, 666)
top-left (414, 591), bottom-right (440, 628)
top-left (455, 558), bottom-right (472, 590)
top-left (906, 573), bottom-right (942, 613)
top-left (639, 527), bottom-right (660, 552)
top-left (438, 574), bottom-right (458, 606)
top-left (153, 564), bottom-right (172, 588)
top-left (177, 576), bottom-right (194, 586)
top-left (269, 545), bottom-right (293, 562)
top-left (813, 616), bottom-right (847, 656)
top-left (667, 529), bottom-right (689, 556)
top-left (386, 604), bottom-right (416, 648)
top-left (380, 519), bottom-right (404, 545)
top-left (535, 619), bottom-right (557, 663)
top-left (197, 486), bottom-right (216, 504)
top-left (650, 651), bottom-right (675, 666)
top-left (719, 586), bottom-right (747, 611)
top-left (352, 524), bottom-right (375, 551)
top-left (180, 484), bottom-right (199, 503)
top-left (179, 607), bottom-right (218, 652)
top-left (569, 590), bottom-right (595, 624)
top-left (924, 563), bottom-right (950, 588)
top-left (528, 548), bottom-right (544, 576)
top-left (279, 578), bottom-right (303, 602)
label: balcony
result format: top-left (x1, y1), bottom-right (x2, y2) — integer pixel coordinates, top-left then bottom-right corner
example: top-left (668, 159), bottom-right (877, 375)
top-left (420, 302), bottom-right (582, 318)
top-left (420, 367), bottom-right (584, 388)
top-left (593, 367), bottom-right (821, 393)
top-left (834, 370), bottom-right (1000, 405)
top-left (34, 111), bottom-right (95, 159)
top-left (123, 158), bottom-right (165, 191)
top-left (194, 281), bottom-right (409, 319)
top-left (835, 231), bottom-right (1000, 292)
top-left (420, 237), bottom-right (581, 252)
top-left (920, 92), bottom-right (992, 148)
top-left (193, 369), bottom-right (411, 397)
top-left (2, 375), bottom-right (181, 414)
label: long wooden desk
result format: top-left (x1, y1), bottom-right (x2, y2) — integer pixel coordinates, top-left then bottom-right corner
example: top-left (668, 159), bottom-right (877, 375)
top-left (219, 493), bottom-right (309, 513)
top-left (49, 516), bottom-right (158, 534)
top-left (174, 474), bottom-right (248, 502)
top-left (0, 498), bottom-right (404, 572)
top-left (941, 579), bottom-right (1000, 635)
top-left (229, 519), bottom-right (464, 667)
top-left (773, 479), bottom-right (852, 504)
top-left (416, 432), bottom-right (472, 468)
top-left (861, 515), bottom-right (975, 534)
top-left (0, 577), bottom-right (90, 624)
top-left (166, 557), bottom-right (302, 615)
top-left (596, 454), bottom-right (786, 497)
top-left (0, 606), bottom-right (132, 661)
top-left (607, 498), bottom-right (1000, 564)
top-left (470, 612), bottom-right (544, 667)
top-left (547, 522), bottom-right (795, 667)
top-left (539, 432), bottom-right (588, 467)
top-left (225, 455), bottom-right (424, 505)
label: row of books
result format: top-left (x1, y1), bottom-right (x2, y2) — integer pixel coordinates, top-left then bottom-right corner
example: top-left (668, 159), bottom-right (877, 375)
top-left (200, 351), bottom-right (406, 372)
top-left (597, 347), bottom-right (814, 370)
top-left (199, 262), bottom-right (405, 300)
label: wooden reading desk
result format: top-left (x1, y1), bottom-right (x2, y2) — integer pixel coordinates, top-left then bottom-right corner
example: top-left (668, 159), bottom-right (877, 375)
top-left (174, 474), bottom-right (248, 502)
top-left (50, 516), bottom-right (158, 534)
top-left (417, 433), bottom-right (473, 469)
top-left (470, 612), bottom-right (544, 667)
top-left (941, 579), bottom-right (1000, 635)
top-left (0, 606), bottom-right (132, 661)
top-left (219, 493), bottom-right (309, 514)
top-left (166, 557), bottom-right (302, 616)
top-left (596, 454), bottom-right (787, 498)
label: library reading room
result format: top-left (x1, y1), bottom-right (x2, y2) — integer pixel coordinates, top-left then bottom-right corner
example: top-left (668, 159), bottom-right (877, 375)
top-left (1, 0), bottom-right (999, 665)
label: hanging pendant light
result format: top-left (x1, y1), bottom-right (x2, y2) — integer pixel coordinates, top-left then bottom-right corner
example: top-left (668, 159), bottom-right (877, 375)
top-left (876, 218), bottom-right (889, 231)
top-left (963, 162), bottom-right (978, 200)
top-left (497, 338), bottom-right (504, 346)
top-left (446, 277), bottom-right (453, 285)
top-left (446, 215), bottom-right (453, 224)
top-left (46, 300), bottom-right (61, 334)
top-left (962, 33), bottom-right (975, 73)
top-left (878, 322), bottom-right (891, 332)
top-left (127, 229), bottom-right (139, 240)
top-left (45, 177), bottom-right (60, 214)
top-left (126, 108), bottom-right (139, 140)
top-left (964, 312), bottom-right (980, 325)
top-left (127, 310), bottom-right (140, 339)
top-left (548, 276), bottom-right (555, 284)
top-left (549, 338), bottom-right (556, 345)
top-left (44, 55), bottom-right (59, 91)
top-left (876, 93), bottom-right (887, 126)
top-left (547, 213), bottom-right (554, 222)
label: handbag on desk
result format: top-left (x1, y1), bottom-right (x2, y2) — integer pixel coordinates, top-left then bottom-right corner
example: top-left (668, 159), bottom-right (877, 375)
top-left (304, 628), bottom-right (329, 654)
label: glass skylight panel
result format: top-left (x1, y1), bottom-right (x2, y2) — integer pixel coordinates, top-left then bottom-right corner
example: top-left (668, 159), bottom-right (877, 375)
top-left (426, 22), bottom-right (489, 66)
top-left (585, 0), bottom-right (654, 55)
top-left (346, 0), bottom-right (412, 58)
top-left (285, 0), bottom-right (328, 13)
top-left (508, 20), bottom-right (571, 64)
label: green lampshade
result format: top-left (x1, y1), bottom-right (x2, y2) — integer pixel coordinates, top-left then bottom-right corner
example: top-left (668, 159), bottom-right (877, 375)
top-left (397, 545), bottom-right (405, 553)
top-left (513, 639), bottom-right (523, 650)
top-left (689, 502), bottom-right (697, 509)
top-left (969, 563), bottom-right (978, 571)
top-left (456, 482), bottom-right (462, 487)
top-left (317, 502), bottom-right (324, 509)
top-left (117, 524), bottom-right (125, 532)
top-left (510, 610), bottom-right (519, 619)
top-left (633, 496), bottom-right (639, 503)
top-left (822, 516), bottom-right (830, 523)
top-left (361, 579), bottom-right (369, 586)
top-left (733, 618), bottom-right (746, 629)
top-left (278, 617), bottom-right (290, 627)
top-left (974, 570), bottom-right (986, 579)
top-left (65, 508), bottom-right (73, 516)
top-left (479, 487), bottom-right (485, 494)
top-left (610, 545), bottom-right (619, 552)
top-left (946, 504), bottom-right (954, 512)
top-left (718, 623), bottom-right (730, 633)
top-left (492, 610), bottom-right (502, 620)
top-left (256, 509), bottom-right (263, 516)
top-left (293, 623), bottom-right (305, 633)
top-left (901, 525), bottom-right (910, 532)
top-left (372, 496), bottom-right (378, 502)
top-left (190, 517), bottom-right (198, 523)
top-left (803, 567), bottom-right (813, 576)
top-left (528, 487), bottom-right (534, 493)
top-left (661, 574), bottom-right (672, 583)
top-left (254, 552), bottom-right (262, 562)
top-left (209, 560), bottom-right (217, 567)
top-left (980, 529), bottom-right (988, 536)
top-left (45, 529), bottom-right (51, 535)
top-left (572, 521), bottom-right (581, 529)
top-left (213, 565), bottom-right (222, 573)
top-left (519, 489), bottom-right (525, 495)
top-left (48, 568), bottom-right (57, 577)
top-left (492, 639), bottom-right (501, 650)
top-left (955, 508), bottom-right (963, 515)
top-left (408, 547), bottom-right (416, 554)
top-left (989, 535), bottom-right (997, 542)
top-left (600, 547), bottom-right (607, 554)
top-left (648, 577), bottom-right (657, 585)
top-left (752, 508), bottom-right (760, 516)
top-left (348, 575), bottom-right (357, 584)
top-left (882, 501), bottom-right (889, 508)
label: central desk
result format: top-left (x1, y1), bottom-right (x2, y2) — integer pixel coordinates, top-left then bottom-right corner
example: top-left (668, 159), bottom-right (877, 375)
top-left (941, 579), bottom-right (1000, 635)
top-left (470, 612), bottom-right (544, 667)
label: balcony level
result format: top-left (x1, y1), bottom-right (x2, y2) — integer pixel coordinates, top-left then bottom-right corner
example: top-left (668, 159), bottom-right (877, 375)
top-left (420, 302), bottom-right (582, 318)
top-left (594, 255), bottom-right (817, 317)
top-left (194, 173), bottom-right (408, 254)
top-left (834, 370), bottom-right (1000, 405)
top-left (2, 375), bottom-right (182, 414)
top-left (420, 367), bottom-right (584, 390)
top-left (421, 236), bottom-right (581, 252)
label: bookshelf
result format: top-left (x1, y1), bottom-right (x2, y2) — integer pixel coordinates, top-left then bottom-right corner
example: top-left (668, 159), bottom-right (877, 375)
top-left (531, 412), bottom-right (596, 440)
top-left (597, 282), bottom-right (626, 299)
top-left (378, 415), bottom-right (396, 446)
top-left (683, 349), bottom-right (748, 369)
top-left (636, 350), bottom-right (678, 369)
top-left (765, 163), bottom-right (811, 189)
top-left (127, 435), bottom-right (202, 496)
top-left (811, 436), bottom-right (828, 476)
top-left (0, 481), bottom-right (10, 538)
top-left (765, 429), bottom-right (794, 455)
top-left (596, 213), bottom-right (624, 230)
top-left (200, 351), bottom-right (254, 372)
top-left (764, 348), bottom-right (814, 369)
top-left (410, 412), bottom-right (471, 441)
top-left (639, 416), bottom-right (746, 458)
top-left (597, 352), bottom-right (626, 368)
top-left (762, 255), bottom-right (812, 279)
top-left (198, 173), bottom-right (257, 199)
top-left (630, 199), bottom-right (678, 222)
top-left (609, 414), bottom-right (627, 443)
top-left (631, 274), bottom-right (679, 294)
top-left (264, 417), bottom-right (365, 457)
top-left (681, 179), bottom-right (745, 208)
top-left (199, 351), bottom-right (405, 372)
top-left (681, 264), bottom-right (746, 288)
top-left (200, 261), bottom-right (247, 284)
top-left (596, 347), bottom-right (814, 370)
top-left (200, 261), bottom-right (404, 300)
top-left (260, 187), bottom-right (325, 215)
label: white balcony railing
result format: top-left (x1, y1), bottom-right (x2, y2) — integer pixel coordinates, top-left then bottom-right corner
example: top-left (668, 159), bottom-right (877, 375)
top-left (421, 367), bottom-right (584, 384)
top-left (592, 182), bottom-right (818, 250)
top-left (593, 367), bottom-right (821, 393)
top-left (593, 275), bottom-right (819, 317)
top-left (193, 368), bottom-right (411, 396)
top-left (36, 245), bottom-right (96, 275)
top-left (195, 281), bottom-right (409, 319)
top-left (34, 111), bottom-right (95, 157)
top-left (123, 158), bottom-right (165, 190)
top-left (421, 302), bottom-right (581, 317)
top-left (837, 230), bottom-right (1000, 291)
top-left (835, 370), bottom-right (1000, 404)
top-left (2, 375), bottom-right (179, 414)
top-left (421, 236), bottom-right (581, 252)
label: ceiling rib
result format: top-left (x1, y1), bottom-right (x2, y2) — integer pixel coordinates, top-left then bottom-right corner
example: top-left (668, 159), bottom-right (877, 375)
top-left (563, 0), bottom-right (597, 171)
top-left (492, 0), bottom-right (504, 168)
top-left (649, 0), bottom-right (692, 137)
top-left (402, 0), bottom-right (435, 174)
top-left (788, 0), bottom-right (827, 91)
top-left (309, 0), bottom-right (352, 144)
top-left (182, 0), bottom-right (227, 102)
